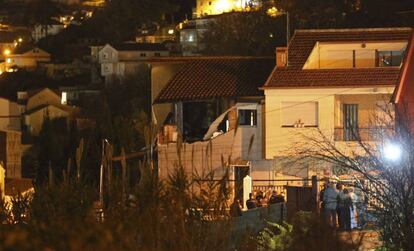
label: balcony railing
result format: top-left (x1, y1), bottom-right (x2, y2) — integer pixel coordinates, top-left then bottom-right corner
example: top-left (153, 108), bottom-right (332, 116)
top-left (334, 127), bottom-right (394, 141)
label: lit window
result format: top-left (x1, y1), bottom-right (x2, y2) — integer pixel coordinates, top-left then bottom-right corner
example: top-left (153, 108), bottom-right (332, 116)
top-left (168, 29), bottom-right (174, 35)
top-left (238, 109), bottom-right (257, 126)
top-left (6, 58), bottom-right (11, 63)
top-left (61, 92), bottom-right (67, 105)
top-left (188, 35), bottom-right (194, 42)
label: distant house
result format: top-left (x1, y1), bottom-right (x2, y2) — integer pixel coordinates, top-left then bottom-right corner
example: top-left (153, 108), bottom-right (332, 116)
top-left (32, 20), bottom-right (65, 42)
top-left (262, 28), bottom-right (411, 178)
top-left (154, 57), bottom-right (275, 196)
top-left (5, 45), bottom-right (51, 70)
top-left (393, 31), bottom-right (414, 132)
top-left (136, 25), bottom-right (177, 44)
top-left (98, 43), bottom-right (170, 83)
top-left (22, 88), bottom-right (74, 135)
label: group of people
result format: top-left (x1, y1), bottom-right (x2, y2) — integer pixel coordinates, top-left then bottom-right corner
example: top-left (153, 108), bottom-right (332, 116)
top-left (321, 181), bottom-right (366, 231)
top-left (230, 190), bottom-right (285, 217)
top-left (246, 190), bottom-right (285, 210)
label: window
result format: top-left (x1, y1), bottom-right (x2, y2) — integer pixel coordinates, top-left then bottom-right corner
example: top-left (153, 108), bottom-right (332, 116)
top-left (154, 52), bottom-right (161, 57)
top-left (238, 109), bottom-right (257, 126)
top-left (343, 104), bottom-right (359, 141)
top-left (377, 50), bottom-right (404, 67)
top-left (102, 52), bottom-right (108, 59)
top-left (61, 92), bottom-right (67, 105)
top-left (281, 102), bottom-right (318, 127)
top-left (140, 53), bottom-right (146, 57)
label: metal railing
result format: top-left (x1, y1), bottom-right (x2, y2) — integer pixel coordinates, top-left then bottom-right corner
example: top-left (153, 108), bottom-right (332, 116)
top-left (334, 127), bottom-right (393, 141)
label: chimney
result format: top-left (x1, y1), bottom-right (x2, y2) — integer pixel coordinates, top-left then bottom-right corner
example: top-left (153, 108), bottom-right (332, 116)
top-left (276, 47), bottom-right (287, 68)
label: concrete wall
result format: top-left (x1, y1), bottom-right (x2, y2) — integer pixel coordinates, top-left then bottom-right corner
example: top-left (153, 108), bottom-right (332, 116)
top-left (0, 98), bottom-right (21, 131)
top-left (158, 105), bottom-right (264, 180)
top-left (0, 130), bottom-right (22, 178)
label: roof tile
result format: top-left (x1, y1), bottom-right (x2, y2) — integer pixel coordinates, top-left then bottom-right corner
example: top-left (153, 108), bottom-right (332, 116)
top-left (155, 57), bottom-right (274, 103)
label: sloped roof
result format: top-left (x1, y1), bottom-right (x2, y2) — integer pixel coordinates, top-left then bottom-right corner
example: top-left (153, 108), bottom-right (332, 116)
top-left (112, 43), bottom-right (168, 51)
top-left (264, 28), bottom-right (412, 89)
top-left (0, 70), bottom-right (57, 101)
top-left (12, 44), bottom-right (49, 55)
top-left (154, 57), bottom-right (275, 103)
top-left (5, 178), bottom-right (34, 196)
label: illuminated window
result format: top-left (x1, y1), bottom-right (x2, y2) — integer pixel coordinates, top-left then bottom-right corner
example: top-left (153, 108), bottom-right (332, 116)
top-left (61, 92), bottom-right (67, 105)
top-left (6, 58), bottom-right (11, 63)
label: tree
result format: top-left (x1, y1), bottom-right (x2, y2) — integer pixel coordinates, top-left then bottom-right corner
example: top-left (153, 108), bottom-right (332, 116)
top-left (201, 11), bottom-right (286, 56)
top-left (286, 103), bottom-right (414, 250)
top-left (34, 117), bottom-right (77, 184)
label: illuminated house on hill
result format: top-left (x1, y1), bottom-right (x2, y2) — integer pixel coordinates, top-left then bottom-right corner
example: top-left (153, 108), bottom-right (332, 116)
top-left (195, 0), bottom-right (261, 18)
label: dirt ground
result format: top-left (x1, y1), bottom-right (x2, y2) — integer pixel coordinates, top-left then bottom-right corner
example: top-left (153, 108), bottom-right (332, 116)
top-left (338, 230), bottom-right (382, 251)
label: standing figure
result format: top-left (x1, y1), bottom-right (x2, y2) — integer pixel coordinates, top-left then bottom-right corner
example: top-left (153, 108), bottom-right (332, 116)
top-left (323, 182), bottom-right (339, 227)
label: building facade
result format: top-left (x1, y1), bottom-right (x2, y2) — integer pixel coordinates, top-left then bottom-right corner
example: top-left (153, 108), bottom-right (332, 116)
top-left (263, 28), bottom-right (412, 178)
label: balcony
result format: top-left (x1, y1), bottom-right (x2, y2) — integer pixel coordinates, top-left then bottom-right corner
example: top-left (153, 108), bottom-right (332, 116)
top-left (334, 127), bottom-right (393, 142)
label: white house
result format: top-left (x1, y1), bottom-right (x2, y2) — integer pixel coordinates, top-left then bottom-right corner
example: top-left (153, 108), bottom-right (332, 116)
top-left (154, 57), bottom-right (275, 200)
top-left (98, 43), bottom-right (169, 83)
top-left (262, 28), bottom-right (412, 179)
top-left (32, 20), bottom-right (65, 42)
top-left (5, 45), bottom-right (51, 70)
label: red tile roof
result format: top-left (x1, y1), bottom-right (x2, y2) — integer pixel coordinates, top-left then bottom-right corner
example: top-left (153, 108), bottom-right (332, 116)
top-left (5, 178), bottom-right (34, 196)
top-left (264, 28), bottom-right (412, 89)
top-left (154, 57), bottom-right (275, 103)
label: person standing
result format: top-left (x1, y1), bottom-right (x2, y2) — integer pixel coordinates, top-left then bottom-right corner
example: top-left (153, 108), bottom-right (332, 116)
top-left (246, 193), bottom-right (257, 209)
top-left (348, 188), bottom-right (358, 229)
top-left (336, 183), bottom-right (344, 229)
top-left (323, 182), bottom-right (339, 227)
top-left (230, 198), bottom-right (243, 217)
top-left (339, 188), bottom-right (353, 231)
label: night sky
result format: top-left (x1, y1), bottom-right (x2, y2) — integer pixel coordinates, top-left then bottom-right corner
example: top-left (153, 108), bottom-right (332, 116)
top-left (172, 0), bottom-right (195, 20)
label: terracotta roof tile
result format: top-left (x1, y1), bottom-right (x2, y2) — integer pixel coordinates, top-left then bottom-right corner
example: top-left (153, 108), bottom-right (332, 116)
top-left (155, 57), bottom-right (274, 103)
top-left (264, 28), bottom-right (412, 88)
top-left (5, 178), bottom-right (34, 196)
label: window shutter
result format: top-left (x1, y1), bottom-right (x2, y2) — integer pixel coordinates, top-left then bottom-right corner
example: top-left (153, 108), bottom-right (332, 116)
top-left (281, 102), bottom-right (318, 127)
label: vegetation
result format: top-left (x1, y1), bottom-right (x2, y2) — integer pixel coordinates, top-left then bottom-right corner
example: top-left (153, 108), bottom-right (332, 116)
top-left (287, 104), bottom-right (414, 250)
top-left (255, 212), bottom-right (360, 251)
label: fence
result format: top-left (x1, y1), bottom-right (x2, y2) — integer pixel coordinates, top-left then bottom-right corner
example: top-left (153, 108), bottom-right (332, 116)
top-left (229, 203), bottom-right (286, 248)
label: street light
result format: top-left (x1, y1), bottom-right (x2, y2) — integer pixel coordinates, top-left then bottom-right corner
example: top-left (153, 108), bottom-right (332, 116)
top-left (383, 142), bottom-right (402, 162)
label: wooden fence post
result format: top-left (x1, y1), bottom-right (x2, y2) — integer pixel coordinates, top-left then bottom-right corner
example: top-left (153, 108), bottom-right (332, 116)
top-left (311, 175), bottom-right (319, 213)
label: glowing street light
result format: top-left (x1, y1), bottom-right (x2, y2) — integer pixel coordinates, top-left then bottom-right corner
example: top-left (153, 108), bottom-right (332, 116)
top-left (383, 142), bottom-right (402, 162)
top-left (3, 49), bottom-right (11, 56)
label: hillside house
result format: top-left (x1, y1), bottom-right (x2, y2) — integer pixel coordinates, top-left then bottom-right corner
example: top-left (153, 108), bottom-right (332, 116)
top-left (154, 57), bottom-right (275, 196)
top-left (262, 28), bottom-right (412, 179)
